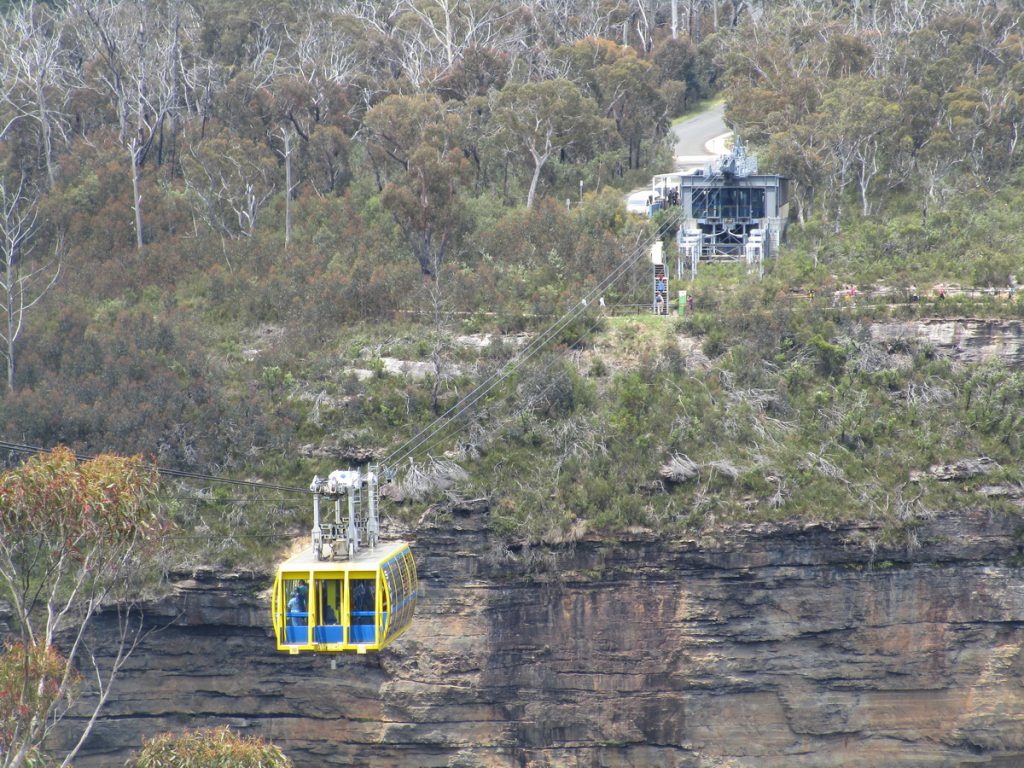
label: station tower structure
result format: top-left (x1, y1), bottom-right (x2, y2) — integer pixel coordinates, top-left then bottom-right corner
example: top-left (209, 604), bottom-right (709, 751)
top-left (650, 142), bottom-right (789, 281)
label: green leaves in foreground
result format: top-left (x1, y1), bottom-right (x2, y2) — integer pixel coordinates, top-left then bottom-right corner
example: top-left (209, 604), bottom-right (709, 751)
top-left (128, 726), bottom-right (292, 768)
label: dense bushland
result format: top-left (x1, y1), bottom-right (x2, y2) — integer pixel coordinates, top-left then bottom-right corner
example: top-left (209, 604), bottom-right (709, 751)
top-left (0, 0), bottom-right (1021, 565)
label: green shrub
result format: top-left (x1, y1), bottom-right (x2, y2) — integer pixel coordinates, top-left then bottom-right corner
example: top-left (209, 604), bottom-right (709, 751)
top-left (128, 726), bottom-right (292, 768)
top-left (809, 334), bottom-right (848, 378)
top-left (701, 328), bottom-right (729, 358)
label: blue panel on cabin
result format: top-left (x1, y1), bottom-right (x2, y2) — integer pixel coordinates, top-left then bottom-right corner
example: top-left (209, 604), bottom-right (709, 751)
top-left (350, 624), bottom-right (376, 643)
top-left (314, 626), bottom-right (345, 643)
top-left (285, 626), bottom-right (308, 644)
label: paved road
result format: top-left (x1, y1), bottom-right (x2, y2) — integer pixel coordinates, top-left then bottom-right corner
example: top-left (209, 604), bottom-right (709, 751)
top-left (671, 101), bottom-right (728, 166)
top-left (626, 102), bottom-right (730, 212)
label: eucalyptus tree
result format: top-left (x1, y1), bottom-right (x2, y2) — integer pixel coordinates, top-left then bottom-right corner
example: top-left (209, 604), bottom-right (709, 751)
top-left (816, 75), bottom-right (903, 226)
top-left (555, 37), bottom-right (670, 170)
top-left (72, 0), bottom-right (195, 251)
top-left (493, 79), bottom-right (603, 209)
top-left (363, 93), bottom-right (471, 276)
top-left (0, 173), bottom-right (58, 393)
top-left (390, 0), bottom-right (519, 86)
top-left (0, 448), bottom-right (161, 768)
top-left (362, 92), bottom-right (472, 414)
top-left (271, 8), bottom-right (370, 236)
top-left (127, 727), bottom-right (292, 768)
top-left (182, 133), bottom-right (279, 249)
top-left (520, 0), bottom-right (629, 46)
top-left (0, 2), bottom-right (78, 189)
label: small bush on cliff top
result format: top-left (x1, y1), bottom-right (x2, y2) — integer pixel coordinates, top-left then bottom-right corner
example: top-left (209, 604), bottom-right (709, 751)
top-left (127, 726), bottom-right (292, 768)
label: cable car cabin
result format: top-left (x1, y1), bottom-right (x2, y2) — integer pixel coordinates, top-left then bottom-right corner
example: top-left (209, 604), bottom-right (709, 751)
top-left (272, 540), bottom-right (417, 654)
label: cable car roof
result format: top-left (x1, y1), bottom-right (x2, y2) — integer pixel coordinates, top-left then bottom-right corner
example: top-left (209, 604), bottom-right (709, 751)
top-left (278, 540), bottom-right (411, 572)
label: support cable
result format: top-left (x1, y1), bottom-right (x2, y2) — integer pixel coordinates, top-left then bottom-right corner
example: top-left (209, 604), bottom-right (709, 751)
top-left (0, 211), bottom-right (680, 498)
top-left (381, 213), bottom-right (679, 470)
top-left (408, 299), bottom-right (613, 463)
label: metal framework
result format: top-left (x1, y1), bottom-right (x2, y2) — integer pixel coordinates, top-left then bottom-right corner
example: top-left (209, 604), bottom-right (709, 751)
top-left (649, 141), bottom-right (788, 281)
top-left (309, 466), bottom-right (380, 561)
top-left (651, 241), bottom-right (669, 315)
top-left (744, 228), bottom-right (766, 279)
top-left (679, 229), bottom-right (703, 281)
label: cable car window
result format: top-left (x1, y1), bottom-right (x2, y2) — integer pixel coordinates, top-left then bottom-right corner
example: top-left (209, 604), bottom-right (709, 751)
top-left (351, 579), bottom-right (375, 622)
top-left (313, 578), bottom-right (343, 643)
top-left (285, 579), bottom-right (309, 627)
top-left (384, 558), bottom-right (400, 636)
top-left (316, 580), bottom-right (340, 625)
top-left (690, 187), bottom-right (766, 219)
top-left (394, 551), bottom-right (415, 627)
top-left (282, 577), bottom-right (309, 645)
top-left (401, 554), bottom-right (411, 597)
top-left (350, 577), bottom-right (376, 644)
top-left (405, 549), bottom-right (417, 584)
top-left (382, 559), bottom-right (393, 597)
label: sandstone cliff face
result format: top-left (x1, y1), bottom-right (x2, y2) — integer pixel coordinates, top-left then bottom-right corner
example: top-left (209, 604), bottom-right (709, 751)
top-left (870, 318), bottom-right (1024, 366)
top-left (53, 504), bottom-right (1024, 768)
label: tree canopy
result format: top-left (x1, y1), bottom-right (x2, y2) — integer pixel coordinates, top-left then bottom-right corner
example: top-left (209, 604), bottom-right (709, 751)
top-left (0, 447), bottom-right (162, 768)
top-left (0, 0), bottom-right (1021, 578)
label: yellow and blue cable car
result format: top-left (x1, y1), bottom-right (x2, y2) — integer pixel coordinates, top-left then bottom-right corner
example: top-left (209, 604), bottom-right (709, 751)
top-left (272, 540), bottom-right (416, 654)
top-left (272, 467), bottom-right (417, 654)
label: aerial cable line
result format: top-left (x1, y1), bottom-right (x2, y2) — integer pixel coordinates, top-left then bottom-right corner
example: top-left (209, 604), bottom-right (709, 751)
top-left (0, 438), bottom-right (311, 495)
top-left (414, 263), bottom-right (618, 463)
top-left (382, 219), bottom-right (672, 467)
top-left (0, 214), bottom-right (676, 493)
top-left (383, 277), bottom-right (605, 466)
top-left (382, 213), bottom-right (678, 470)
top-left (409, 299), bottom-right (614, 463)
top-left (382, 299), bottom-right (593, 467)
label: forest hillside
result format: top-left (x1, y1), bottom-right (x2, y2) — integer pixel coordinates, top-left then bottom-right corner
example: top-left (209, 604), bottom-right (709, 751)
top-left (0, 0), bottom-right (1022, 569)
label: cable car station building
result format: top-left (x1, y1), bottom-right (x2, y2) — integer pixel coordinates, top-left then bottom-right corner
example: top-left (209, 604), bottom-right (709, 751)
top-left (652, 143), bottom-right (789, 279)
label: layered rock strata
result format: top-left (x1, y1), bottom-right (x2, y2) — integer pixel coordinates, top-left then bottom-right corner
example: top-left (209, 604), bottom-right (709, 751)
top-left (870, 318), bottom-right (1024, 366)
top-left (55, 505), bottom-right (1024, 768)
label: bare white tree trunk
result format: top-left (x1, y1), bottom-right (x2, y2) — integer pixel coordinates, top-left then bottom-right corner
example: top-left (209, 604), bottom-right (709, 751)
top-left (130, 141), bottom-right (144, 250)
top-left (526, 135), bottom-right (552, 211)
top-left (60, 605), bottom-right (148, 768)
top-left (35, 76), bottom-right (57, 188)
top-left (427, 248), bottom-right (452, 413)
top-left (280, 127), bottom-right (293, 248)
top-left (5, 282), bottom-right (14, 392)
top-left (77, 0), bottom-right (191, 252)
top-left (856, 141), bottom-right (880, 217)
top-left (0, 174), bottom-right (60, 393)
top-left (133, 17), bottom-right (148, 250)
top-left (0, 5), bottom-right (75, 189)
